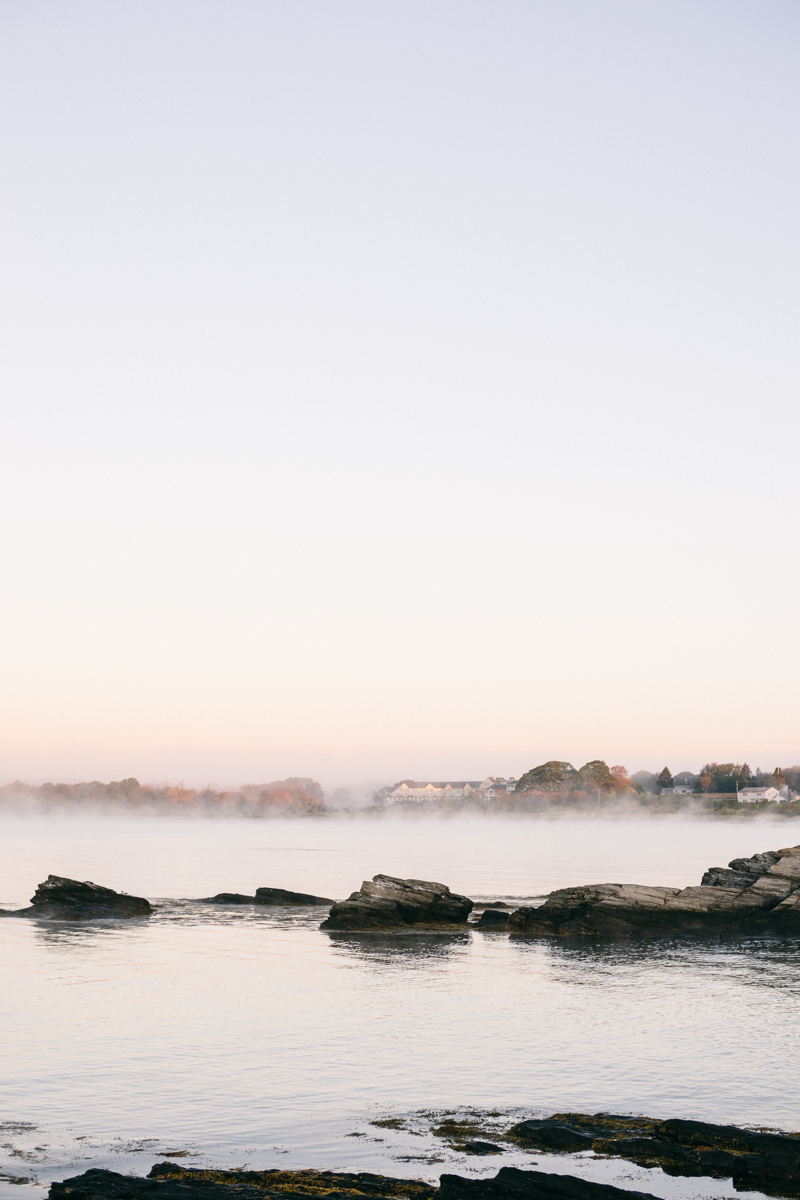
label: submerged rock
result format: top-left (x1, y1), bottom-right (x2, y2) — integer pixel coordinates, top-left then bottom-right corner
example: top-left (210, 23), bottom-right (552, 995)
top-left (200, 888), bottom-right (333, 906)
top-left (321, 874), bottom-right (473, 930)
top-left (255, 887), bottom-right (334, 905)
top-left (508, 844), bottom-right (800, 937)
top-left (1, 875), bottom-right (151, 920)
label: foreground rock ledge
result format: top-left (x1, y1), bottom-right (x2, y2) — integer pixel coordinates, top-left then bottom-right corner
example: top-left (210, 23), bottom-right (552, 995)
top-left (508, 843), bottom-right (800, 937)
top-left (46, 1110), bottom-right (800, 1200)
top-left (321, 874), bottom-right (473, 930)
top-left (48, 1164), bottom-right (657, 1200)
top-left (0, 875), bottom-right (151, 920)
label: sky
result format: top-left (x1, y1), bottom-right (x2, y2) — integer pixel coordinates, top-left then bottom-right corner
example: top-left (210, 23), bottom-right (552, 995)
top-left (0, 0), bottom-right (798, 791)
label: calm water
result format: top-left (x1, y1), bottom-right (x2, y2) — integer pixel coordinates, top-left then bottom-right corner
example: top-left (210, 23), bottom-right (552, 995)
top-left (3, 813), bottom-right (800, 1200)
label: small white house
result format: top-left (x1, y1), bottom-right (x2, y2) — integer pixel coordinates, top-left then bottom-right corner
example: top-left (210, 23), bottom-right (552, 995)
top-left (738, 786), bottom-right (780, 804)
top-left (660, 785), bottom-right (693, 795)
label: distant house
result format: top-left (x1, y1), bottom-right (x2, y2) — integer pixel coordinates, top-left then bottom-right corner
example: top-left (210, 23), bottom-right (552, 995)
top-left (660, 785), bottom-right (693, 795)
top-left (738, 786), bottom-right (780, 804)
top-left (386, 777), bottom-right (518, 804)
top-left (479, 776), bottom-right (519, 799)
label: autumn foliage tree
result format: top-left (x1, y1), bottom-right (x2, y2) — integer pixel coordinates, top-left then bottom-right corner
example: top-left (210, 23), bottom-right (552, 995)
top-left (610, 765), bottom-right (634, 793)
top-left (577, 760), bottom-right (618, 792)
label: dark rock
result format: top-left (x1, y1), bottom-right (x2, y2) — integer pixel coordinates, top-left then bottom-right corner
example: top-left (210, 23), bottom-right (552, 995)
top-left (696, 1149), bottom-right (738, 1172)
top-left (509, 1112), bottom-right (800, 1195)
top-left (438, 1166), bottom-right (658, 1200)
top-left (591, 1138), bottom-right (699, 1175)
top-left (538, 1115), bottom-right (656, 1141)
top-left (475, 910), bottom-right (511, 929)
top-left (508, 844), bottom-right (800, 937)
top-left (2, 876), bottom-right (151, 920)
top-left (657, 1116), bottom-right (800, 1156)
top-left (481, 902), bottom-right (509, 908)
top-left (255, 887), bottom-right (334, 906)
top-left (728, 851), bottom-right (781, 878)
top-left (201, 893), bottom-right (257, 904)
top-left (700, 868), bottom-right (761, 889)
top-left (321, 875), bottom-right (472, 930)
top-left (658, 1117), bottom-right (800, 1189)
top-left (592, 1137), bottom-right (693, 1162)
top-left (732, 1150), bottom-right (800, 1194)
top-left (463, 1142), bottom-right (504, 1155)
top-left (507, 1121), bottom-right (595, 1152)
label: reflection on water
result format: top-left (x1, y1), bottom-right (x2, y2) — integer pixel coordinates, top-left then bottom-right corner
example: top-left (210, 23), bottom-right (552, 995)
top-left (32, 920), bottom-right (149, 949)
top-left (326, 931), bottom-right (470, 965)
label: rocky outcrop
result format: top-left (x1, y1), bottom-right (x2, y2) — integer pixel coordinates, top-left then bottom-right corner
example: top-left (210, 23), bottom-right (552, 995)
top-left (475, 909), bottom-right (511, 929)
top-left (1, 875), bottom-right (151, 920)
top-left (508, 844), bottom-right (800, 937)
top-left (507, 1111), bottom-right (800, 1194)
top-left (320, 874), bottom-right (473, 930)
top-left (200, 888), bottom-right (333, 906)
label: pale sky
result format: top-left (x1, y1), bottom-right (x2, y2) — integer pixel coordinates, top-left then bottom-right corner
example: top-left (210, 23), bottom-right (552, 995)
top-left (1, 0), bottom-right (798, 790)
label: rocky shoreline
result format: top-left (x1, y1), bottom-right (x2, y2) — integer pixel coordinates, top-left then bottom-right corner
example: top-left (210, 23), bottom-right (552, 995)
top-left (507, 844), bottom-right (800, 937)
top-left (43, 1109), bottom-right (800, 1200)
top-left (5, 842), bottom-right (800, 935)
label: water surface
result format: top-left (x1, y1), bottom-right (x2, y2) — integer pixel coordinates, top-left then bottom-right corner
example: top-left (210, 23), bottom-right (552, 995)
top-left (2, 814), bottom-right (798, 1200)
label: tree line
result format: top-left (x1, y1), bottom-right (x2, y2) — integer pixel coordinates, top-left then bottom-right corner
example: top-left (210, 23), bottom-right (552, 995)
top-left (0, 776), bottom-right (326, 814)
top-left (515, 761), bottom-right (800, 796)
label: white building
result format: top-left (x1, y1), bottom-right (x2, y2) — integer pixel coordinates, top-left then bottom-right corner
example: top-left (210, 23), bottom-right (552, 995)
top-left (660, 785), bottom-right (693, 795)
top-left (479, 776), bottom-right (519, 798)
top-left (738, 786), bottom-right (782, 804)
top-left (386, 777), bottom-right (518, 804)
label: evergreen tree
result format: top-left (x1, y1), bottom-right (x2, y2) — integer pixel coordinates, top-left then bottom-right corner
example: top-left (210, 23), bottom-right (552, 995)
top-left (656, 767), bottom-right (674, 791)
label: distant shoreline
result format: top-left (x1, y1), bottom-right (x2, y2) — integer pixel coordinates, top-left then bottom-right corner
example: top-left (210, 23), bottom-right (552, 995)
top-left (2, 797), bottom-right (800, 819)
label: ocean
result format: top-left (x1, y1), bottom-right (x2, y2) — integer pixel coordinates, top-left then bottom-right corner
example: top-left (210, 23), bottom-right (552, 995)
top-left (2, 812), bottom-right (799, 1200)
